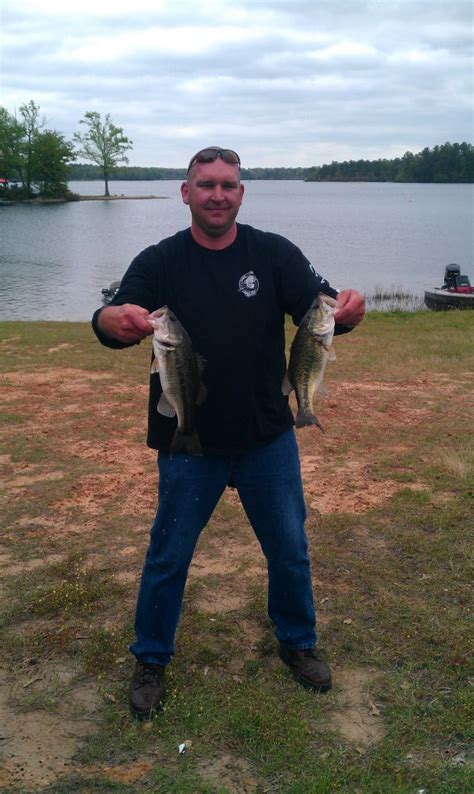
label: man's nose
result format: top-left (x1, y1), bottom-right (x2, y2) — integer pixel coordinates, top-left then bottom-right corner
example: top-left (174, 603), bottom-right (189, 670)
top-left (210, 185), bottom-right (225, 201)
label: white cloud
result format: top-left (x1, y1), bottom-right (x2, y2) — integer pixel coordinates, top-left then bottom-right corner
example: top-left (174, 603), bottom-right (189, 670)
top-left (1, 0), bottom-right (472, 167)
top-left (59, 24), bottom-right (265, 63)
top-left (309, 41), bottom-right (378, 61)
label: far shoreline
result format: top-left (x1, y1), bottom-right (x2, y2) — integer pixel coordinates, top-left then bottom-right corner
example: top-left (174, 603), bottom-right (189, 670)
top-left (0, 194), bottom-right (169, 206)
top-left (78, 194), bottom-right (169, 201)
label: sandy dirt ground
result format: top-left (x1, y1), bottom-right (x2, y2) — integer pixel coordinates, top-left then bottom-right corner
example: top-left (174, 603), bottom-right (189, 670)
top-left (1, 362), bottom-right (471, 791)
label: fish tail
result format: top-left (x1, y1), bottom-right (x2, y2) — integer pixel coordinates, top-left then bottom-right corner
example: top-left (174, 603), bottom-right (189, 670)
top-left (295, 410), bottom-right (325, 433)
top-left (170, 429), bottom-right (202, 456)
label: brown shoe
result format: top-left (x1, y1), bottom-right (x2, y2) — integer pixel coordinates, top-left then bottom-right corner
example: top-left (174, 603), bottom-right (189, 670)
top-left (128, 660), bottom-right (166, 719)
top-left (279, 645), bottom-right (332, 692)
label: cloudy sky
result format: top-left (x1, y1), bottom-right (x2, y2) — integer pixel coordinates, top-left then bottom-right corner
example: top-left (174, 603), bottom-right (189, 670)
top-left (1, 0), bottom-right (472, 168)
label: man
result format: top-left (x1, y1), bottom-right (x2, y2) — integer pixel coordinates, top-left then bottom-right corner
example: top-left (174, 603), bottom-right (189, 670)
top-left (92, 146), bottom-right (365, 719)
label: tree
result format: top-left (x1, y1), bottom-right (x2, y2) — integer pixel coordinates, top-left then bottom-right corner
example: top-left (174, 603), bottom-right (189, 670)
top-left (32, 130), bottom-right (75, 196)
top-left (19, 100), bottom-right (44, 194)
top-left (1, 101), bottom-right (76, 198)
top-left (74, 111), bottom-right (133, 196)
top-left (0, 101), bottom-right (43, 195)
top-left (0, 107), bottom-right (25, 182)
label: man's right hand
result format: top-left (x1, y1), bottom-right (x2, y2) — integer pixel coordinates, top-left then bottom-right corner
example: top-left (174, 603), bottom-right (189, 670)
top-left (97, 304), bottom-right (154, 343)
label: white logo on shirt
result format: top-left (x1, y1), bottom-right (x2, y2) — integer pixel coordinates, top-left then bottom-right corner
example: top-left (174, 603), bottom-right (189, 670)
top-left (309, 263), bottom-right (328, 285)
top-left (238, 271), bottom-right (259, 297)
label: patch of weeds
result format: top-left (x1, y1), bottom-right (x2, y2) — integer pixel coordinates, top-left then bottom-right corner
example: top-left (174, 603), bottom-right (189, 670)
top-left (392, 469), bottom-right (423, 483)
top-left (243, 658), bottom-right (265, 678)
top-left (4, 439), bottom-right (50, 464)
top-left (2, 496), bottom-right (50, 529)
top-left (30, 576), bottom-right (117, 618)
top-left (322, 743), bottom-right (473, 794)
top-left (371, 455), bottom-right (423, 484)
top-left (0, 411), bottom-right (26, 424)
top-left (380, 666), bottom-right (473, 751)
top-left (11, 681), bottom-right (69, 714)
top-left (210, 496), bottom-right (243, 524)
top-left (0, 535), bottom-right (63, 563)
top-left (253, 631), bottom-right (276, 658)
top-left (176, 608), bottom-right (241, 669)
top-left (40, 775), bottom-right (139, 792)
top-left (0, 321), bottom-right (145, 378)
top-left (153, 670), bottom-right (234, 750)
top-left (393, 486), bottom-right (433, 508)
top-left (82, 625), bottom-right (134, 676)
top-left (193, 643), bottom-right (224, 667)
top-left (79, 670), bottom-right (234, 769)
top-left (3, 621), bottom-right (81, 664)
top-left (285, 759), bottom-right (347, 794)
top-left (438, 445), bottom-right (473, 480)
top-left (2, 553), bottom-right (126, 625)
top-left (150, 764), bottom-right (218, 793)
top-left (225, 673), bottom-right (322, 778)
top-left (77, 710), bottom-right (152, 768)
top-left (315, 492), bottom-right (472, 677)
top-left (239, 581), bottom-right (268, 621)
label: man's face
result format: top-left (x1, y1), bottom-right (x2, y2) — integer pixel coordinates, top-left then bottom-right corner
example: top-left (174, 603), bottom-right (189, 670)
top-left (181, 158), bottom-right (244, 239)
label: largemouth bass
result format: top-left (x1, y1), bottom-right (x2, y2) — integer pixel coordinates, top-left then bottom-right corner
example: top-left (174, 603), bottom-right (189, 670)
top-left (148, 307), bottom-right (206, 455)
top-left (282, 293), bottom-right (337, 432)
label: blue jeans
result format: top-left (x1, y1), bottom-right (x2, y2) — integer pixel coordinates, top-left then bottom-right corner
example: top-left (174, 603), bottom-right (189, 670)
top-left (130, 429), bottom-right (317, 665)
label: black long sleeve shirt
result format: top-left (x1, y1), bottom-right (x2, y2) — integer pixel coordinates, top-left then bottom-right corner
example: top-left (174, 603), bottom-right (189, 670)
top-left (92, 224), bottom-right (346, 454)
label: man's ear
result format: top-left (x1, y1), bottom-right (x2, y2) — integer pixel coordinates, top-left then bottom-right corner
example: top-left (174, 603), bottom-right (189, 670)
top-left (180, 181), bottom-right (190, 205)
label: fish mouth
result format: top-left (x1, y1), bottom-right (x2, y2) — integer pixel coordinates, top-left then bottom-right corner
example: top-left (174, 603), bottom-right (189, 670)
top-left (155, 337), bottom-right (180, 350)
top-left (319, 293), bottom-right (338, 308)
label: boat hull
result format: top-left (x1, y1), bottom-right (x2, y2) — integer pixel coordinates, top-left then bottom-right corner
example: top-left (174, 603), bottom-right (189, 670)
top-left (424, 289), bottom-right (474, 310)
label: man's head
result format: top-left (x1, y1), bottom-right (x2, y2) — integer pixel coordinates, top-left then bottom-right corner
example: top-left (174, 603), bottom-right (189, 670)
top-left (181, 146), bottom-right (244, 247)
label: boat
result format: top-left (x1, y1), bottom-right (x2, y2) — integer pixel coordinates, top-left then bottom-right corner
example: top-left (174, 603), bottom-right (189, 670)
top-left (424, 264), bottom-right (474, 310)
top-left (101, 280), bottom-right (121, 305)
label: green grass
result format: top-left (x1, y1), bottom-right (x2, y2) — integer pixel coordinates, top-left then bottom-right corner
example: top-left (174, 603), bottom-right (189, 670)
top-left (1, 314), bottom-right (473, 792)
top-left (1, 553), bottom-right (127, 627)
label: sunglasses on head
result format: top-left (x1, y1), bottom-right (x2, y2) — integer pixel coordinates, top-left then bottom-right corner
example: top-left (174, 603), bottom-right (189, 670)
top-left (187, 147), bottom-right (241, 174)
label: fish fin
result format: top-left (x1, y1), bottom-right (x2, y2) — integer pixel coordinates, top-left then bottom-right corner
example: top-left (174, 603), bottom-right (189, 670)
top-left (196, 382), bottom-right (207, 406)
top-left (157, 393), bottom-right (176, 418)
top-left (295, 410), bottom-right (325, 433)
top-left (151, 357), bottom-right (159, 374)
top-left (327, 346), bottom-right (336, 361)
top-left (170, 429), bottom-right (202, 456)
top-left (316, 382), bottom-right (329, 396)
top-left (282, 371), bottom-right (294, 396)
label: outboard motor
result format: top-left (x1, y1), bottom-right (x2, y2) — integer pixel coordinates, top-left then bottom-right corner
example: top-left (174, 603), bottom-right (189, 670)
top-left (101, 280), bottom-right (121, 305)
top-left (443, 264), bottom-right (461, 289)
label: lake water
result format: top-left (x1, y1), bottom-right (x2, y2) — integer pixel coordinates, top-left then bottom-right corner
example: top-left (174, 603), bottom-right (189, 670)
top-left (1, 180), bottom-right (473, 321)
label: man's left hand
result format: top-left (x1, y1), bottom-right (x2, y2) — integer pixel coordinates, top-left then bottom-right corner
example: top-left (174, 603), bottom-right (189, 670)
top-left (334, 289), bottom-right (366, 327)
